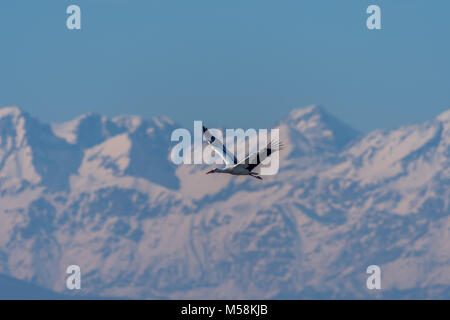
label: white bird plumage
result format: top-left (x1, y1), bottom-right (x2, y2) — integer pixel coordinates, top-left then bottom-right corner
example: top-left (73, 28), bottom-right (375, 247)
top-left (202, 125), bottom-right (283, 180)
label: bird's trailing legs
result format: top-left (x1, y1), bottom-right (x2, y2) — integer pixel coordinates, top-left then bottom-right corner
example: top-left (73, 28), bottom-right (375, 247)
top-left (249, 172), bottom-right (263, 180)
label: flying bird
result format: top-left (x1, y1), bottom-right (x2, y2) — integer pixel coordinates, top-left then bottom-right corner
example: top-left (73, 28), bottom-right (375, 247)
top-left (202, 126), bottom-right (283, 180)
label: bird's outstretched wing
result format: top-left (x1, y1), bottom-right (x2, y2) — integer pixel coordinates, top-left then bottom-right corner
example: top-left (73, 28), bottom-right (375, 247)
top-left (235, 139), bottom-right (284, 171)
top-left (202, 126), bottom-right (238, 166)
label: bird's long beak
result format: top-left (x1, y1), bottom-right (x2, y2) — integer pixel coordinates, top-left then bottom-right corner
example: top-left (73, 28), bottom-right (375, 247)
top-left (206, 170), bottom-right (215, 174)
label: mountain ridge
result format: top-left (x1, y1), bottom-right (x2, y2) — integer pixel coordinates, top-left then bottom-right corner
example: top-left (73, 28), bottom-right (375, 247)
top-left (0, 104), bottom-right (449, 299)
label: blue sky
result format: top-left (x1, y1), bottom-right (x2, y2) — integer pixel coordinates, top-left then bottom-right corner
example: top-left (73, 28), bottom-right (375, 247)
top-left (0, 0), bottom-right (449, 132)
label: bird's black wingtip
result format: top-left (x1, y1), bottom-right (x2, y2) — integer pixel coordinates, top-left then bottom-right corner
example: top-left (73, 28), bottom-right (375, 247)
top-left (202, 125), bottom-right (208, 133)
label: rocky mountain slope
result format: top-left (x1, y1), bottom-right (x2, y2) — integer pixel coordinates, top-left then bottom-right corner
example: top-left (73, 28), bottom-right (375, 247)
top-left (0, 105), bottom-right (448, 299)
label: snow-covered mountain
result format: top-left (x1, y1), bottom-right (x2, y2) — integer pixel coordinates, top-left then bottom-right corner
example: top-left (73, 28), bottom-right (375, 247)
top-left (0, 105), bottom-right (449, 299)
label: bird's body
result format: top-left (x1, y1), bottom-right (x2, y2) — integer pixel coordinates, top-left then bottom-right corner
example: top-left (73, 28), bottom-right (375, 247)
top-left (209, 165), bottom-right (256, 175)
top-left (202, 125), bottom-right (283, 180)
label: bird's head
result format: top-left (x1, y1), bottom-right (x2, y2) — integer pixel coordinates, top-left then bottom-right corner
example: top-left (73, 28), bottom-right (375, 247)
top-left (206, 168), bottom-right (218, 174)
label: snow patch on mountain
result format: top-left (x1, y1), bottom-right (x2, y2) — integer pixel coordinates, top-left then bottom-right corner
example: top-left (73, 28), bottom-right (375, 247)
top-left (437, 109), bottom-right (450, 122)
top-left (112, 115), bottom-right (142, 133)
top-left (79, 133), bottom-right (132, 178)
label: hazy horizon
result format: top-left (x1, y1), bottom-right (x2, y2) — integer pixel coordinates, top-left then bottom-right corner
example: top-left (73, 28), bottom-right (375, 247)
top-left (1, 104), bottom-right (449, 135)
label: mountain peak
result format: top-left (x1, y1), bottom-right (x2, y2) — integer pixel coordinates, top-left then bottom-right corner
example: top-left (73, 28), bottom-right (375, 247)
top-left (287, 104), bottom-right (324, 120)
top-left (0, 106), bottom-right (25, 120)
top-left (282, 105), bottom-right (360, 151)
top-left (112, 115), bottom-right (143, 133)
top-left (437, 109), bottom-right (450, 122)
top-left (150, 115), bottom-right (175, 129)
top-left (52, 113), bottom-right (124, 147)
